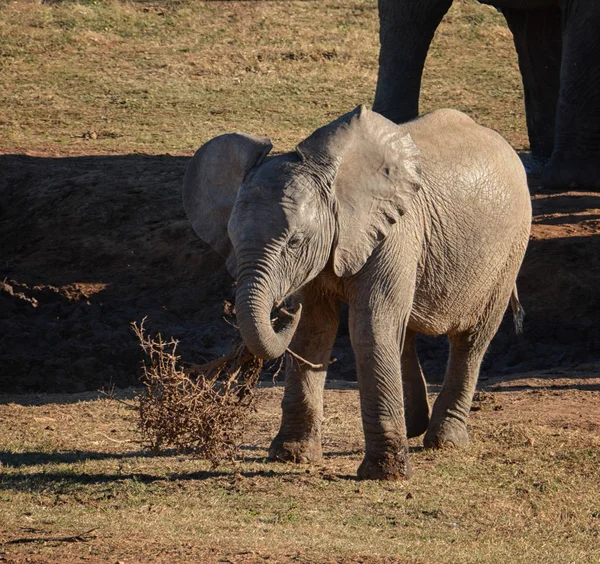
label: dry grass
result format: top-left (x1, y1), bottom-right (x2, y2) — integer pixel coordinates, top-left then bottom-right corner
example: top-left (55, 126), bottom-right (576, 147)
top-left (0, 370), bottom-right (599, 563)
top-left (0, 0), bottom-right (526, 156)
top-left (131, 319), bottom-right (262, 465)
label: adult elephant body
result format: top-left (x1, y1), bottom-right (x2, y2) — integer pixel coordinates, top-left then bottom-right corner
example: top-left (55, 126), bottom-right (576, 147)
top-left (184, 106), bottom-right (531, 480)
top-left (374, 0), bottom-right (600, 190)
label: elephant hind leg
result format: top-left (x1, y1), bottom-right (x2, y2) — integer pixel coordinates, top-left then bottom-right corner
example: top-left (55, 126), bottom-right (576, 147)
top-left (424, 287), bottom-right (515, 448)
top-left (423, 329), bottom-right (490, 449)
top-left (424, 239), bottom-right (528, 450)
top-left (401, 329), bottom-right (430, 438)
top-left (503, 6), bottom-right (562, 167)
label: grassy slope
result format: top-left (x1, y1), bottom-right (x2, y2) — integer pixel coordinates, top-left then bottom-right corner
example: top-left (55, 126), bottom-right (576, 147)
top-left (0, 0), bottom-right (526, 156)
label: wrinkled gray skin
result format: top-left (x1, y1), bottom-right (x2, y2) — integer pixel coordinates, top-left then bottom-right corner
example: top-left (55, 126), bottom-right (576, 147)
top-left (374, 0), bottom-right (600, 190)
top-left (183, 106), bottom-right (532, 480)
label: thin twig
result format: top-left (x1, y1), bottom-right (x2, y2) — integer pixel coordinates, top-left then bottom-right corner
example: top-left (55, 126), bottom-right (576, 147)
top-left (98, 389), bottom-right (136, 409)
top-left (191, 346), bottom-right (247, 376)
top-left (270, 355), bottom-right (285, 383)
top-left (92, 432), bottom-right (134, 444)
top-left (222, 315), bottom-right (240, 329)
top-left (285, 348), bottom-right (337, 370)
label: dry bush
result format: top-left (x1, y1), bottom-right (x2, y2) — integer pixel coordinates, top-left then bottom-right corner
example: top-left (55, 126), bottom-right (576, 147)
top-left (131, 319), bottom-right (263, 466)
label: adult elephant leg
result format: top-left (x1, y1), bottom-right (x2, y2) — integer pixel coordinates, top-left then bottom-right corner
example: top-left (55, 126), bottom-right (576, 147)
top-left (401, 329), bottom-right (430, 438)
top-left (268, 288), bottom-right (340, 464)
top-left (543, 1), bottom-right (600, 190)
top-left (350, 297), bottom-right (413, 481)
top-left (503, 7), bottom-right (562, 171)
top-left (373, 0), bottom-right (452, 124)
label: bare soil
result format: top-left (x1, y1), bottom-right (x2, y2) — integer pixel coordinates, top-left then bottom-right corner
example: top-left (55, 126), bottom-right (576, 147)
top-left (0, 154), bottom-right (598, 392)
top-left (0, 368), bottom-right (599, 563)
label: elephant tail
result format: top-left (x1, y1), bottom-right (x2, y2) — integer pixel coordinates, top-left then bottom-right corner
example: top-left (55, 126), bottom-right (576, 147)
top-left (510, 286), bottom-right (525, 335)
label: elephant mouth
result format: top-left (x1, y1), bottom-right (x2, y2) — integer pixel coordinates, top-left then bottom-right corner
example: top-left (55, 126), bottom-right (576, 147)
top-left (273, 286), bottom-right (300, 310)
top-left (272, 303), bottom-right (301, 329)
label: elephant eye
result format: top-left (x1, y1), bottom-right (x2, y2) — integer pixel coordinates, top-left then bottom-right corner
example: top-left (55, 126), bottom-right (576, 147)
top-left (287, 233), bottom-right (302, 249)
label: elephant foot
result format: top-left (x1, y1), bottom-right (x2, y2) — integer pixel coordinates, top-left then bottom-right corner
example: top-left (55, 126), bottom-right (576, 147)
top-left (357, 447), bottom-right (413, 481)
top-left (267, 436), bottom-right (322, 464)
top-left (541, 156), bottom-right (600, 191)
top-left (405, 409), bottom-right (430, 439)
top-left (519, 152), bottom-right (546, 178)
top-left (424, 419), bottom-right (469, 449)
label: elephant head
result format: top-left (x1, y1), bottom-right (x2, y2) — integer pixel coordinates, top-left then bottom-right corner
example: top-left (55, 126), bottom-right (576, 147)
top-left (183, 106), bottom-right (422, 360)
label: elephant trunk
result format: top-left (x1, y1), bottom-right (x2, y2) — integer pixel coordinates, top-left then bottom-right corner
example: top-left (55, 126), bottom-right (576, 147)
top-left (235, 277), bottom-right (302, 361)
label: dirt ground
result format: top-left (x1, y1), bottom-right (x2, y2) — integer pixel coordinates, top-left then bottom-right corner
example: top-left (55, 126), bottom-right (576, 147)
top-left (0, 154), bottom-right (598, 392)
top-left (0, 368), bottom-right (599, 563)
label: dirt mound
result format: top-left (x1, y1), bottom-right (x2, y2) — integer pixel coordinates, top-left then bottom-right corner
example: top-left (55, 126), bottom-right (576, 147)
top-left (0, 154), bottom-right (235, 392)
top-left (0, 154), bottom-right (599, 392)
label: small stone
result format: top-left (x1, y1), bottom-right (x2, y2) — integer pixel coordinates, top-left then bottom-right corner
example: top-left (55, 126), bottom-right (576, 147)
top-left (0, 282), bottom-right (14, 295)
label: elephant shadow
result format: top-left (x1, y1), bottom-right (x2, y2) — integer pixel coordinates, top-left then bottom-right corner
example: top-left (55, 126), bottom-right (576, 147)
top-left (0, 153), bottom-right (238, 394)
top-left (0, 154), bottom-right (598, 395)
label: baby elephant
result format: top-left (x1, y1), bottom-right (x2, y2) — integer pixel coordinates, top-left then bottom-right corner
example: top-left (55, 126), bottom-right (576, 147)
top-left (183, 106), bottom-right (531, 480)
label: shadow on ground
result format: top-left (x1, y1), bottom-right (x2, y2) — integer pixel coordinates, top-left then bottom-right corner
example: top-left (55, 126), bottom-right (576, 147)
top-left (1, 154), bottom-right (598, 393)
top-left (0, 154), bottom-right (236, 393)
top-left (0, 452), bottom-right (359, 490)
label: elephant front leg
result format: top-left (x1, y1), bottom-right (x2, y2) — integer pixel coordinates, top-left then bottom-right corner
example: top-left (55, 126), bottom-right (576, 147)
top-left (268, 290), bottom-right (340, 464)
top-left (350, 304), bottom-right (412, 481)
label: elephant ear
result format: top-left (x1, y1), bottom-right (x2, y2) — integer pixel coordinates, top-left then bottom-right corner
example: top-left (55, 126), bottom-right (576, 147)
top-left (183, 133), bottom-right (273, 277)
top-left (296, 105), bottom-right (422, 277)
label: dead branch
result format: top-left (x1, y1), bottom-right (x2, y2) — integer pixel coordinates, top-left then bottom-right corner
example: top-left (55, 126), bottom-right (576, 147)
top-left (131, 320), bottom-right (262, 466)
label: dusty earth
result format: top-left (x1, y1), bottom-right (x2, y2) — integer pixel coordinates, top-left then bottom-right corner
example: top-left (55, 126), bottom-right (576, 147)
top-left (0, 368), bottom-right (598, 563)
top-left (0, 153), bottom-right (599, 392)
